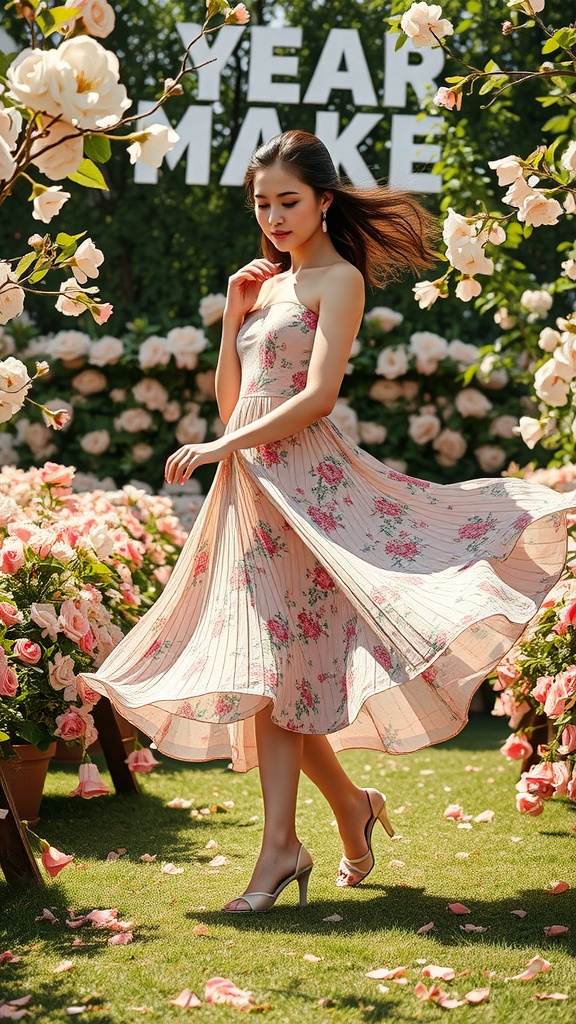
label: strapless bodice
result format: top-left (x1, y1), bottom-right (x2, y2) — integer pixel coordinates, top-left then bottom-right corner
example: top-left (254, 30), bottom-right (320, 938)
top-left (236, 301), bottom-right (318, 399)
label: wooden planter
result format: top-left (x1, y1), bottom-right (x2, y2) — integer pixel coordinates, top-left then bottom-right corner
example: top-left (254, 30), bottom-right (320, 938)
top-left (1, 743), bottom-right (57, 824)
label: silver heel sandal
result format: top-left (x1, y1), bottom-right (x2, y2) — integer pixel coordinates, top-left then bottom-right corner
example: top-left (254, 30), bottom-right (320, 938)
top-left (336, 789), bottom-right (394, 888)
top-left (223, 844), bottom-right (313, 913)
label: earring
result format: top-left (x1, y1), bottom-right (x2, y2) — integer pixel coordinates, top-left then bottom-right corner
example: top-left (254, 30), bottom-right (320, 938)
top-left (321, 209), bottom-right (328, 233)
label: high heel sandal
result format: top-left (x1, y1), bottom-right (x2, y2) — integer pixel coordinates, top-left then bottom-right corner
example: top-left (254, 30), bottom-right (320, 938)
top-left (222, 844), bottom-right (313, 913)
top-left (336, 788), bottom-right (394, 888)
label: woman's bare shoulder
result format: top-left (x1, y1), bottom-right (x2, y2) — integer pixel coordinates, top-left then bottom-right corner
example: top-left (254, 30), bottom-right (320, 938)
top-left (318, 261), bottom-right (364, 308)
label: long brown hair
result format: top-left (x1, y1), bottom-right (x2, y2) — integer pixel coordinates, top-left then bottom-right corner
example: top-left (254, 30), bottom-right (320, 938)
top-left (244, 130), bottom-right (438, 287)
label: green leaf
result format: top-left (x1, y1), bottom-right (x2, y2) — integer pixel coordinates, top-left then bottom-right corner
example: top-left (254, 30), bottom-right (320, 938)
top-left (84, 134), bottom-right (112, 165)
top-left (541, 37), bottom-right (560, 54)
top-left (14, 251), bottom-right (37, 279)
top-left (36, 4), bottom-right (78, 36)
top-left (55, 231), bottom-right (86, 246)
top-left (28, 262), bottom-right (52, 284)
top-left (542, 114), bottom-right (572, 133)
top-left (394, 33), bottom-right (407, 51)
top-left (0, 52), bottom-right (18, 80)
top-left (16, 720), bottom-right (53, 749)
top-left (67, 158), bottom-right (109, 191)
top-left (0, 730), bottom-right (9, 743)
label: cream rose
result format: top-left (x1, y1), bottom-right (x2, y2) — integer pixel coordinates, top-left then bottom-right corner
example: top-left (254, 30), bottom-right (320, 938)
top-left (48, 652), bottom-right (77, 697)
top-left (455, 278), bottom-right (482, 302)
top-left (517, 415), bottom-right (545, 449)
top-left (365, 306), bottom-right (403, 332)
top-left (78, 0), bottom-right (116, 38)
top-left (561, 259), bottom-right (576, 282)
top-left (72, 368), bottom-right (107, 395)
top-left (433, 428), bottom-right (467, 466)
top-left (49, 329), bottom-right (91, 362)
top-left (413, 280), bottom-right (443, 309)
top-left (494, 307), bottom-right (516, 330)
top-left (163, 399), bottom-right (182, 422)
top-left (409, 331), bottom-right (448, 375)
top-left (89, 335), bottom-right (124, 366)
top-left (132, 377), bottom-right (169, 411)
top-left (0, 356), bottom-right (32, 421)
top-left (328, 399), bottom-right (360, 443)
top-left (359, 421), bottom-right (387, 445)
top-left (408, 412), bottom-right (441, 445)
top-left (32, 185), bottom-right (71, 224)
top-left (138, 334), bottom-right (170, 370)
top-left (561, 140), bottom-right (576, 176)
top-left (0, 263), bottom-right (25, 326)
top-left (29, 119), bottom-right (83, 180)
top-left (400, 2), bottom-right (454, 47)
top-left (115, 407), bottom-right (153, 433)
top-left (533, 361), bottom-right (569, 406)
top-left (477, 354), bottom-right (509, 390)
top-left (520, 289), bottom-right (553, 317)
top-left (518, 191), bottom-right (562, 227)
top-left (132, 442), bottom-right (154, 464)
top-left (127, 124), bottom-right (179, 168)
top-left (80, 429), bottom-right (110, 455)
top-left (488, 155), bottom-right (523, 186)
top-left (447, 339), bottom-right (480, 369)
top-left (489, 414), bottom-right (518, 439)
top-left (199, 293), bottom-right (226, 326)
top-left (538, 327), bottom-right (561, 352)
top-left (174, 412), bottom-right (208, 446)
top-left (71, 238), bottom-right (104, 286)
top-left (369, 380), bottom-right (403, 404)
top-left (475, 444), bottom-right (507, 474)
top-left (88, 522), bottom-right (115, 559)
top-left (166, 326), bottom-right (208, 370)
top-left (455, 388), bottom-right (493, 418)
top-left (31, 602), bottom-right (60, 640)
top-left (375, 345), bottom-right (409, 379)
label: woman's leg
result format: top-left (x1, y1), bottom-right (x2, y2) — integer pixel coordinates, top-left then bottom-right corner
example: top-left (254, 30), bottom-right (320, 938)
top-left (223, 704), bottom-right (305, 909)
top-left (301, 734), bottom-right (383, 866)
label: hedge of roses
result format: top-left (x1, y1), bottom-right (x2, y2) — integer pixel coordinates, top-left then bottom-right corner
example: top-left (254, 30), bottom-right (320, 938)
top-left (0, 462), bottom-right (187, 767)
top-left (0, 291), bottom-right (542, 489)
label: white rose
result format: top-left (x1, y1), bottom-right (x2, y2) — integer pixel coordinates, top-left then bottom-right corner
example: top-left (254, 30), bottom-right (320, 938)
top-left (166, 326), bottom-right (208, 370)
top-left (0, 495), bottom-right (17, 526)
top-left (71, 238), bottom-right (104, 286)
top-left (78, 0), bottom-right (116, 38)
top-left (552, 337), bottom-right (576, 382)
top-left (163, 400), bottom-right (182, 422)
top-left (520, 289), bottom-right (553, 317)
top-left (51, 540), bottom-right (75, 563)
top-left (32, 185), bottom-right (72, 224)
top-left (0, 102), bottom-right (22, 151)
top-left (72, 368), bottom-right (107, 394)
top-left (88, 522), bottom-right (115, 559)
top-left (533, 361), bottom-right (569, 406)
top-left (375, 345), bottom-right (409, 379)
top-left (175, 411), bottom-right (208, 445)
top-left (477, 354), bottom-right (509, 390)
top-left (21, 420), bottom-right (55, 455)
top-left (6, 47), bottom-right (54, 114)
top-left (369, 380), bottom-right (404, 404)
top-left (520, 190), bottom-right (563, 227)
top-left (442, 207), bottom-right (475, 248)
top-left (30, 602), bottom-right (60, 640)
top-left (517, 416), bottom-right (545, 449)
top-left (561, 259), bottom-right (576, 282)
top-left (29, 119), bottom-right (83, 180)
top-left (199, 293), bottom-right (226, 327)
top-left (359, 421), bottom-right (387, 445)
top-left (365, 307), bottom-right (404, 332)
top-left (489, 415), bottom-right (518, 439)
top-left (89, 335), bottom-right (124, 366)
top-left (0, 356), bottom-right (32, 422)
top-left (433, 428), bottom-right (467, 466)
top-left (413, 280), bottom-right (443, 309)
top-left (447, 237), bottom-right (494, 278)
top-left (110, 387), bottom-right (126, 402)
top-left (115, 408), bottom-right (153, 433)
top-left (455, 388), bottom-right (493, 418)
top-left (400, 2), bottom-right (454, 47)
top-left (408, 412), bottom-right (441, 445)
top-left (538, 327), bottom-right (561, 352)
top-left (48, 652), bottom-right (78, 697)
top-left (447, 339), bottom-right (480, 369)
top-left (127, 123), bottom-right (179, 168)
top-left (328, 399), bottom-right (360, 443)
top-left (493, 307), bottom-right (516, 330)
top-left (561, 140), bottom-right (576, 176)
top-left (55, 278), bottom-right (86, 318)
top-left (50, 329), bottom-right (91, 362)
top-left (138, 334), bottom-right (170, 370)
top-left (131, 442), bottom-right (154, 464)
top-left (474, 444), bottom-right (507, 474)
top-left (0, 263), bottom-right (25, 326)
top-left (488, 155), bottom-right (523, 186)
top-left (455, 278), bottom-right (482, 302)
top-left (132, 378), bottom-right (168, 411)
top-left (80, 429), bottom-right (110, 455)
top-left (0, 137), bottom-right (16, 182)
top-left (409, 331), bottom-right (448, 375)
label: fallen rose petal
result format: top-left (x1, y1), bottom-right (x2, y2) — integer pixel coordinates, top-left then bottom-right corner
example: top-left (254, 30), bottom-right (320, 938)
top-left (455, 852), bottom-right (470, 859)
top-left (460, 924), bottom-right (487, 933)
top-left (0, 1007), bottom-right (29, 1021)
top-left (139, 854), bottom-right (156, 863)
top-left (65, 918), bottom-right (87, 929)
top-left (208, 855), bottom-right (227, 867)
top-left (417, 922), bottom-right (435, 934)
top-left (108, 932), bottom-right (133, 945)
top-left (192, 924), bottom-right (209, 936)
top-left (465, 987), bottom-right (490, 1004)
top-left (443, 804), bottom-right (465, 820)
top-left (388, 860), bottom-right (406, 868)
top-left (416, 959), bottom-right (428, 965)
top-left (166, 798), bottom-right (192, 809)
top-left (86, 909), bottom-right (117, 928)
top-left (483, 971), bottom-right (497, 979)
top-left (473, 810), bottom-right (495, 823)
top-left (303, 954), bottom-right (323, 962)
top-left (376, 985), bottom-right (389, 994)
top-left (534, 993), bottom-right (568, 1000)
top-left (106, 852), bottom-right (119, 861)
top-left (547, 881), bottom-right (570, 894)
top-left (161, 863), bottom-right (184, 874)
top-left (506, 955), bottom-right (551, 981)
top-left (392, 977), bottom-right (409, 985)
top-left (65, 1008), bottom-right (87, 1016)
top-left (221, 800), bottom-right (234, 809)
top-left (0, 952), bottom-right (20, 964)
top-left (447, 903), bottom-right (471, 914)
top-left (510, 909), bottom-right (527, 918)
top-left (544, 926), bottom-right (569, 937)
top-left (205, 840), bottom-right (218, 850)
top-left (323, 914), bottom-right (343, 922)
top-left (169, 989), bottom-right (202, 1008)
top-left (109, 920), bottom-right (133, 932)
top-left (414, 982), bottom-right (441, 1001)
top-left (464, 765), bottom-right (481, 772)
top-left (366, 966), bottom-right (407, 980)
top-left (457, 823), bottom-right (473, 830)
top-left (35, 909), bottom-right (58, 923)
top-left (53, 959), bottom-right (75, 973)
top-left (204, 977), bottom-right (255, 1010)
top-left (438, 994), bottom-right (466, 1009)
top-left (422, 965), bottom-right (456, 982)
top-left (71, 939), bottom-right (85, 947)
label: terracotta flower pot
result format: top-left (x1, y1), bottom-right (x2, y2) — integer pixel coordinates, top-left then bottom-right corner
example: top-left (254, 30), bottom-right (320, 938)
top-left (2, 742), bottom-right (57, 824)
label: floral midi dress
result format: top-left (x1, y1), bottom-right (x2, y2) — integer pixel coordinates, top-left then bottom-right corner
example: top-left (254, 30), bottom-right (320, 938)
top-left (84, 301), bottom-right (576, 771)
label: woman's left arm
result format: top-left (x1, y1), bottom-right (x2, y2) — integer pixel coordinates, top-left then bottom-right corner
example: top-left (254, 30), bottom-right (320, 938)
top-left (165, 265), bottom-right (364, 484)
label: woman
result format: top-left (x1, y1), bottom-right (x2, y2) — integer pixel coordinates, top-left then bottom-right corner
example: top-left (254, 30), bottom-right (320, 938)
top-left (83, 130), bottom-right (575, 913)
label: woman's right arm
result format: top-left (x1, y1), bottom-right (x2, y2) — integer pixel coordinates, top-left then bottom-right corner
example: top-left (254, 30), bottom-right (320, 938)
top-left (215, 258), bottom-right (281, 425)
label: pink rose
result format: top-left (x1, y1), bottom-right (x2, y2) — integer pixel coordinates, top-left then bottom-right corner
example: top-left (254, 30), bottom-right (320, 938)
top-left (500, 733), bottom-right (533, 762)
top-left (55, 709), bottom-right (87, 741)
top-left (559, 600), bottom-right (576, 629)
top-left (68, 762), bottom-right (110, 799)
top-left (516, 791), bottom-right (544, 816)
top-left (31, 602), bottom-right (60, 640)
top-left (39, 462), bottom-right (74, 487)
top-left (0, 602), bottom-right (22, 626)
top-left (0, 537), bottom-right (25, 574)
top-left (496, 660), bottom-right (520, 690)
top-left (125, 747), bottom-right (160, 774)
top-left (443, 803), bottom-right (465, 820)
top-left (14, 639), bottom-right (42, 665)
top-left (40, 841), bottom-right (74, 877)
top-left (552, 761), bottom-right (571, 796)
top-left (532, 675), bottom-right (553, 704)
top-left (78, 629), bottom-right (95, 653)
top-left (434, 86), bottom-right (462, 111)
top-left (58, 599), bottom-right (91, 644)
top-left (518, 761), bottom-right (555, 799)
top-left (558, 724), bottom-right (576, 755)
top-left (0, 651), bottom-right (18, 697)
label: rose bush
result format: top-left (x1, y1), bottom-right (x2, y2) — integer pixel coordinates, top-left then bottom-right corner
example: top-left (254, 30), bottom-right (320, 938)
top-left (0, 461), bottom-right (187, 794)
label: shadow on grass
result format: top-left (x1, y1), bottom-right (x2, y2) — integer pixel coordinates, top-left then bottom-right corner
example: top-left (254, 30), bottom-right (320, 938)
top-left (190, 884), bottom-right (576, 954)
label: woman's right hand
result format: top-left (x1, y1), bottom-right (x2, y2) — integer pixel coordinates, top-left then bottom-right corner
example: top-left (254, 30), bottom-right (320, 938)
top-left (224, 259), bottom-right (282, 320)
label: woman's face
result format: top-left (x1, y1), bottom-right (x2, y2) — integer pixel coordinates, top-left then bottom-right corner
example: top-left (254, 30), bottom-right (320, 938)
top-left (253, 163), bottom-right (327, 253)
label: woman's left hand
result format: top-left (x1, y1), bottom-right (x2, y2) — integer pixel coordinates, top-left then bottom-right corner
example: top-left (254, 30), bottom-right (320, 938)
top-left (164, 438), bottom-right (232, 484)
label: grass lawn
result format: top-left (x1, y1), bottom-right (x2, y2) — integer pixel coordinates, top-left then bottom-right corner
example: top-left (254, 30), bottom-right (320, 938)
top-left (1, 715), bottom-right (574, 1023)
